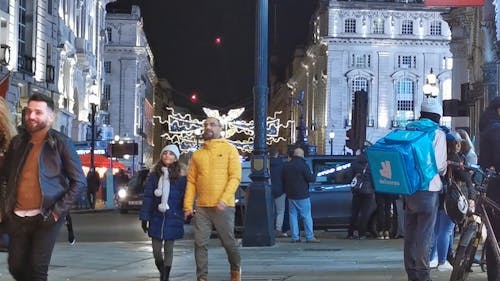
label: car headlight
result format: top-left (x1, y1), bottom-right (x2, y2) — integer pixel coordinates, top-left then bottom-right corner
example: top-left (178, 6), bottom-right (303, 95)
top-left (117, 188), bottom-right (127, 199)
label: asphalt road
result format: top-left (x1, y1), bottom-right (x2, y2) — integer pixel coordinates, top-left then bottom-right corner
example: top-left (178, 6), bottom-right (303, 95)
top-left (57, 210), bottom-right (149, 243)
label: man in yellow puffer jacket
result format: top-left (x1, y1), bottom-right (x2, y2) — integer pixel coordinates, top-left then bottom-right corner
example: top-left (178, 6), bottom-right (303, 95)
top-left (184, 117), bottom-right (242, 281)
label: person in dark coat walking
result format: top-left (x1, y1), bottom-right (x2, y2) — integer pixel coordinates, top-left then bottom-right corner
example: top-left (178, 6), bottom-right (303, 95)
top-left (479, 118), bottom-right (500, 281)
top-left (270, 147), bottom-right (287, 237)
top-left (86, 168), bottom-right (100, 209)
top-left (0, 93), bottom-right (86, 281)
top-left (282, 147), bottom-right (318, 243)
top-left (139, 144), bottom-right (186, 281)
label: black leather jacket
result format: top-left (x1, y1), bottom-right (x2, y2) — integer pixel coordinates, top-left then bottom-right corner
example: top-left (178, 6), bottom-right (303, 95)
top-left (1, 129), bottom-right (86, 219)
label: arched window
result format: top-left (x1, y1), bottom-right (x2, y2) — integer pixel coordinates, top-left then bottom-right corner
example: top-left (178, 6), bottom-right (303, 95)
top-left (395, 78), bottom-right (415, 124)
top-left (348, 77), bottom-right (368, 125)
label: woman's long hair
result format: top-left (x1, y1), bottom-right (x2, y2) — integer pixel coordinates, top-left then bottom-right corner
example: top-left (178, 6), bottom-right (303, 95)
top-left (0, 97), bottom-right (16, 150)
top-left (152, 158), bottom-right (181, 181)
top-left (456, 129), bottom-right (474, 155)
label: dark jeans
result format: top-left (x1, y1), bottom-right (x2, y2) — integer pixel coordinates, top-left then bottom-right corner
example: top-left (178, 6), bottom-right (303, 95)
top-left (6, 213), bottom-right (64, 281)
top-left (87, 190), bottom-right (96, 209)
top-left (375, 193), bottom-right (393, 232)
top-left (404, 191), bottom-right (439, 281)
top-left (348, 192), bottom-right (374, 236)
top-left (485, 178), bottom-right (500, 281)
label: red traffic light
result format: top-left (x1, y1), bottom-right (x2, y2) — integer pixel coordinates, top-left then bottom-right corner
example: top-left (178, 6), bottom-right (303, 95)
top-left (214, 37), bottom-right (222, 46)
top-left (190, 93), bottom-right (198, 103)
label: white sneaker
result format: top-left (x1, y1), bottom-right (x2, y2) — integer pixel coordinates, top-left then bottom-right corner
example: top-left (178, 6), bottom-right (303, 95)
top-left (429, 257), bottom-right (438, 268)
top-left (437, 261), bottom-right (453, 271)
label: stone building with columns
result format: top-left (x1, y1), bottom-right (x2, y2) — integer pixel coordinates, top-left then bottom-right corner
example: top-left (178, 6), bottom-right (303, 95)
top-left (443, 2), bottom-right (499, 142)
top-left (0, 0), bottom-right (113, 142)
top-left (104, 5), bottom-right (156, 169)
top-left (270, 0), bottom-right (452, 155)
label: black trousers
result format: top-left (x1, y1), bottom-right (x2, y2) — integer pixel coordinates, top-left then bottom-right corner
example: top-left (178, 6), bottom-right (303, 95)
top-left (348, 192), bottom-right (374, 236)
top-left (6, 213), bottom-right (64, 281)
top-left (375, 193), bottom-right (394, 233)
top-left (87, 190), bottom-right (96, 209)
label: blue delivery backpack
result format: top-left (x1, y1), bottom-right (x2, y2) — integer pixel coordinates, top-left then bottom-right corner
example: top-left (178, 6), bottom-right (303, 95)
top-left (365, 119), bottom-right (439, 195)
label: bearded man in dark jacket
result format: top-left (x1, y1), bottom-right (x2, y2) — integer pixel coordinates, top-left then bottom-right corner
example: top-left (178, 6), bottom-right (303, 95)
top-left (0, 93), bottom-right (86, 281)
top-left (282, 147), bottom-right (319, 243)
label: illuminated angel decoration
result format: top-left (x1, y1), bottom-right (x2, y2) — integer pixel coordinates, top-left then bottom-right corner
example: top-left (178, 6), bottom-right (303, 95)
top-left (153, 107), bottom-right (293, 153)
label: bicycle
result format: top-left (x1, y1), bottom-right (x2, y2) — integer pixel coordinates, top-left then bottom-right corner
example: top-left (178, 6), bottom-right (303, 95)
top-left (448, 162), bottom-right (500, 281)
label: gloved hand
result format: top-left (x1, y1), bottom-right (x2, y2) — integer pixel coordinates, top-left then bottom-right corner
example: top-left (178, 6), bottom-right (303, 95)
top-left (141, 220), bottom-right (148, 233)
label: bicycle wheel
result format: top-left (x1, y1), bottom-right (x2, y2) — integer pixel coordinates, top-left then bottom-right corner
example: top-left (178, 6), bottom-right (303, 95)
top-left (450, 232), bottom-right (478, 281)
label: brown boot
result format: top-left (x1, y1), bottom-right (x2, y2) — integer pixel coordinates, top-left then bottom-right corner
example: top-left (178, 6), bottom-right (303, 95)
top-left (230, 268), bottom-right (241, 281)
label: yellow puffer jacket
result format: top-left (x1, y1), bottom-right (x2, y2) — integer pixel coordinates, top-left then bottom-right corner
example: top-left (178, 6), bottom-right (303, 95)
top-left (184, 139), bottom-right (241, 211)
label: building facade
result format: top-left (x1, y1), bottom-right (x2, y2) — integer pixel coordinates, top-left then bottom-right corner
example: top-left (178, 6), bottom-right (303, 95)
top-left (0, 0), bottom-right (114, 143)
top-left (104, 5), bottom-right (156, 169)
top-left (271, 0), bottom-right (452, 155)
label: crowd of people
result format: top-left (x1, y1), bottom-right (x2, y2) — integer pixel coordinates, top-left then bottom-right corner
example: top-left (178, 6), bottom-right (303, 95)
top-left (0, 91), bottom-right (499, 281)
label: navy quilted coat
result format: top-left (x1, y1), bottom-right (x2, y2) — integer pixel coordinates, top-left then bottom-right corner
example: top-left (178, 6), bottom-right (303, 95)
top-left (139, 173), bottom-right (187, 241)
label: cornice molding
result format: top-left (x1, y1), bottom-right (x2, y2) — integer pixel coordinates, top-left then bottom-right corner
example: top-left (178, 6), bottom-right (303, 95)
top-left (331, 8), bottom-right (442, 21)
top-left (324, 37), bottom-right (449, 47)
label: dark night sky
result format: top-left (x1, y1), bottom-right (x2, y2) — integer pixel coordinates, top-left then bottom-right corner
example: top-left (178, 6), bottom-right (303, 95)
top-left (107, 1), bottom-right (318, 113)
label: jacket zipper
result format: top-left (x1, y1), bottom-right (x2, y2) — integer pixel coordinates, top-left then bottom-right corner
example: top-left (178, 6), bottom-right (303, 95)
top-left (160, 210), bottom-right (166, 240)
top-left (39, 140), bottom-right (46, 220)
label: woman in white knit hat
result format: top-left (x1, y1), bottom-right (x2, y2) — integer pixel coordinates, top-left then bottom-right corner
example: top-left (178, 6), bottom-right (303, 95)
top-left (139, 144), bottom-right (186, 281)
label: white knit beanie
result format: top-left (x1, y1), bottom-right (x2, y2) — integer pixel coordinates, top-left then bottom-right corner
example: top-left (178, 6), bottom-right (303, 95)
top-left (420, 98), bottom-right (443, 117)
top-left (160, 144), bottom-right (180, 160)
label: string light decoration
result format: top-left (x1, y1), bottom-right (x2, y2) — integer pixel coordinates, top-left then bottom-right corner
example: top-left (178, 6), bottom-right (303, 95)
top-left (153, 107), bottom-right (293, 153)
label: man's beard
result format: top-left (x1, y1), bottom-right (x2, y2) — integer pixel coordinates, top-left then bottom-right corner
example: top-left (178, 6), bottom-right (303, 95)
top-left (203, 130), bottom-right (214, 140)
top-left (25, 119), bottom-right (49, 133)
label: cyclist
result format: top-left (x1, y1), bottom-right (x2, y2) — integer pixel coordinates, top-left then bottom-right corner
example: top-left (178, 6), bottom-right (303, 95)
top-left (478, 112), bottom-right (500, 281)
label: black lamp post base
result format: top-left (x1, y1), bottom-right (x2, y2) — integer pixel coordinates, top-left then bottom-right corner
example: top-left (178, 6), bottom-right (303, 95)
top-left (242, 180), bottom-right (275, 247)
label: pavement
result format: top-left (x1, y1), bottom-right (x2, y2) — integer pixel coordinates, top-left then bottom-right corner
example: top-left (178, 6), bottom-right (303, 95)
top-left (0, 229), bottom-right (488, 281)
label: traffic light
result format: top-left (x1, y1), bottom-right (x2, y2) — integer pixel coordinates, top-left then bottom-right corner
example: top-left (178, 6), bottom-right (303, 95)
top-left (190, 92), bottom-right (198, 103)
top-left (346, 90), bottom-right (368, 151)
top-left (214, 36), bottom-right (222, 46)
top-left (345, 128), bottom-right (353, 150)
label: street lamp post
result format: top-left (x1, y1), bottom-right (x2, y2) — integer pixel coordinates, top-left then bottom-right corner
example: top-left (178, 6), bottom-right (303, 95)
top-left (242, 0), bottom-right (275, 247)
top-left (329, 131), bottom-right (335, 155)
top-left (88, 93), bottom-right (99, 171)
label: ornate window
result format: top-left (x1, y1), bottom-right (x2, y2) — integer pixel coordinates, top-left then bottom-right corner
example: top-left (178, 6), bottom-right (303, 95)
top-left (351, 53), bottom-right (371, 68)
top-left (430, 21), bottom-right (442, 35)
top-left (372, 18), bottom-right (385, 34)
top-left (395, 78), bottom-right (415, 124)
top-left (104, 61), bottom-right (111, 73)
top-left (401, 20), bottom-right (413, 35)
top-left (397, 55), bottom-right (417, 69)
top-left (344, 18), bottom-right (356, 33)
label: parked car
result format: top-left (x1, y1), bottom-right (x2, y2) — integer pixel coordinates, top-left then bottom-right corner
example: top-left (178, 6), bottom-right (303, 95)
top-left (116, 169), bottom-right (149, 213)
top-left (236, 154), bottom-right (387, 235)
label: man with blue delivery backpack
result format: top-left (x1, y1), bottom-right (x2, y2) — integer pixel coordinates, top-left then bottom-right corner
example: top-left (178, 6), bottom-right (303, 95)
top-left (404, 98), bottom-right (447, 281)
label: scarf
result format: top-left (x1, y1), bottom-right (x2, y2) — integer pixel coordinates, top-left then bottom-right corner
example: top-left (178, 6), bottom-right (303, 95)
top-left (154, 167), bottom-right (170, 212)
